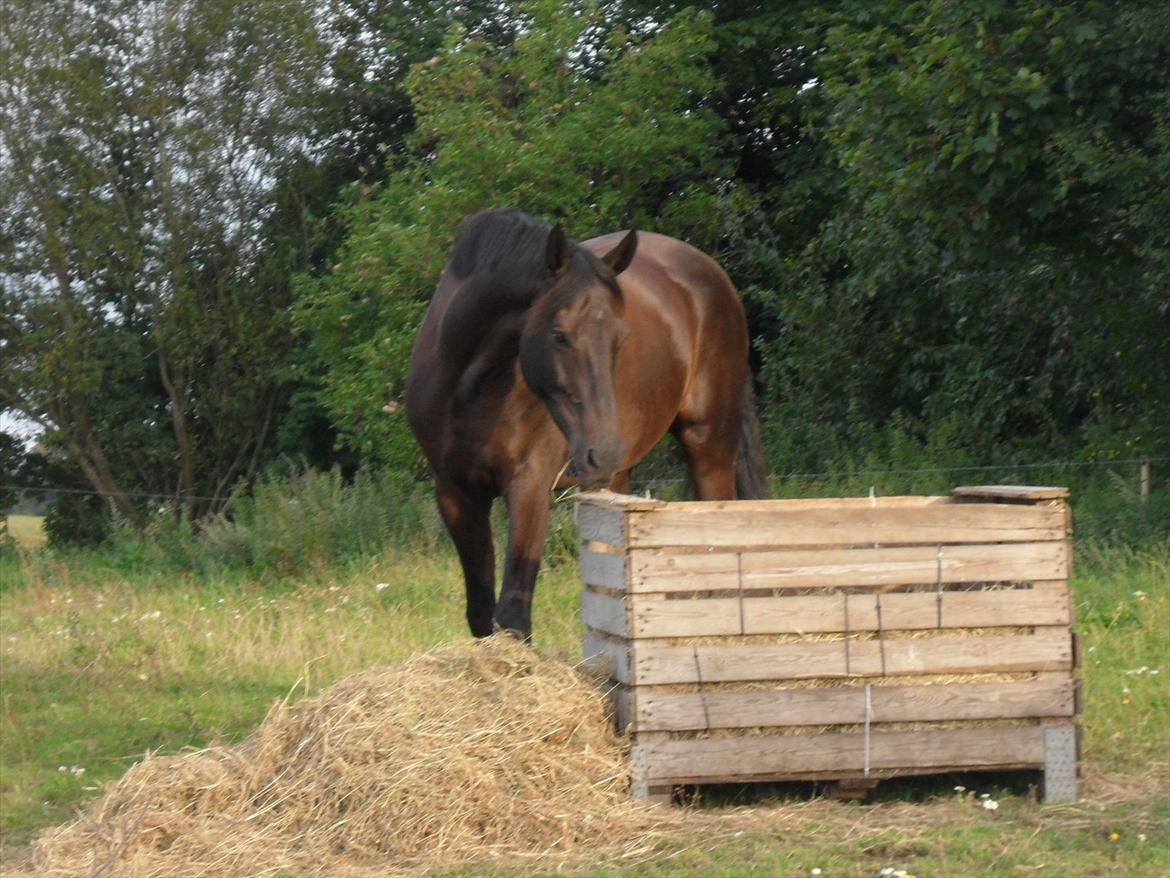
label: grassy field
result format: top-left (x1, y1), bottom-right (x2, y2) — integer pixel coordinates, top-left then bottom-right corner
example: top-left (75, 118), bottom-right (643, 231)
top-left (1, 538), bottom-right (1167, 875)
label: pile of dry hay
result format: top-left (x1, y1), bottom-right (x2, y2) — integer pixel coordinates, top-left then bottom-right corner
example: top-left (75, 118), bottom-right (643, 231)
top-left (13, 637), bottom-right (672, 877)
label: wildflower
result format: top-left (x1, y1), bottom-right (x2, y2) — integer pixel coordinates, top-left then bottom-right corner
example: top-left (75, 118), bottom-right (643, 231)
top-left (1139, 833), bottom-right (1148, 842)
top-left (982, 799), bottom-right (999, 811)
top-left (1109, 832), bottom-right (1120, 842)
top-left (811, 870), bottom-right (822, 876)
top-left (980, 792), bottom-right (990, 799)
top-left (953, 785), bottom-right (966, 792)
top-left (374, 582), bottom-right (390, 592)
top-left (71, 766), bottom-right (85, 776)
top-left (57, 766), bottom-right (67, 773)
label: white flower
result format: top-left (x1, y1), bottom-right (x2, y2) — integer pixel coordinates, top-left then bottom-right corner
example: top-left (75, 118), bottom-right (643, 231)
top-left (953, 785), bottom-right (966, 792)
top-left (982, 799), bottom-right (999, 810)
top-left (71, 766), bottom-right (85, 776)
top-left (811, 870), bottom-right (822, 876)
top-left (879, 869), bottom-right (895, 877)
top-left (374, 582), bottom-right (390, 592)
top-left (980, 792), bottom-right (990, 798)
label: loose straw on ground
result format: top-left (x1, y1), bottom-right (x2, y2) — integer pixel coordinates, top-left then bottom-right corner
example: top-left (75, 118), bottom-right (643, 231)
top-left (11, 637), bottom-right (674, 878)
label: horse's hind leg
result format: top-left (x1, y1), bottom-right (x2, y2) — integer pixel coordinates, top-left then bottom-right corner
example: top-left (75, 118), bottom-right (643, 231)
top-left (673, 419), bottom-right (739, 501)
top-left (436, 484), bottom-right (496, 637)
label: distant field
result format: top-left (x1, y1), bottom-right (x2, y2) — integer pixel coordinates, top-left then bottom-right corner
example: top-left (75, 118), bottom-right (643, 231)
top-left (4, 516), bottom-right (45, 551)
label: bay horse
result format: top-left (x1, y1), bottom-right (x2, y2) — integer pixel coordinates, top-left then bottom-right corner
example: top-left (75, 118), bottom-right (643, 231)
top-left (405, 209), bottom-right (767, 639)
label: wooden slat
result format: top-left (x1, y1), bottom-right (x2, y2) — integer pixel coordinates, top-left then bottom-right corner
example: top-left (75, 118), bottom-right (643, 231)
top-left (636, 725), bottom-right (1047, 782)
top-left (627, 629), bottom-right (1073, 685)
top-left (581, 633), bottom-right (629, 683)
top-left (581, 590), bottom-right (627, 637)
top-left (576, 491), bottom-right (666, 511)
top-left (952, 485), bottom-right (1069, 501)
top-left (628, 542), bottom-right (1070, 593)
top-left (629, 678), bottom-right (1075, 732)
top-left (625, 502), bottom-right (1066, 549)
top-left (576, 503), bottom-right (627, 547)
top-left (580, 547), bottom-right (627, 589)
top-left (629, 587), bottom-right (1070, 638)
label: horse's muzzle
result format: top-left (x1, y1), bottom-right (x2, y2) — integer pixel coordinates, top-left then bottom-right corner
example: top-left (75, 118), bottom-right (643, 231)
top-left (569, 444), bottom-right (622, 489)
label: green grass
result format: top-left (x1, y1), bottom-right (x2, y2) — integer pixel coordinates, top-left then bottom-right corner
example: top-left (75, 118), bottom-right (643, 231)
top-left (1, 540), bottom-right (1167, 875)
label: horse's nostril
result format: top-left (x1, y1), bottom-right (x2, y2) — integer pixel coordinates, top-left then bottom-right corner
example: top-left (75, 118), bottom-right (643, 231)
top-left (586, 448), bottom-right (599, 470)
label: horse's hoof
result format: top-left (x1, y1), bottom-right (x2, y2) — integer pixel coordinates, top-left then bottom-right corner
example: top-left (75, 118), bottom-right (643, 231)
top-left (491, 620), bottom-right (532, 643)
top-left (469, 618), bottom-right (495, 638)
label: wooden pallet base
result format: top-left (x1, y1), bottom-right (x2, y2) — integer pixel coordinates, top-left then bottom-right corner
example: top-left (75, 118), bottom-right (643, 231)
top-left (630, 724), bottom-right (1079, 805)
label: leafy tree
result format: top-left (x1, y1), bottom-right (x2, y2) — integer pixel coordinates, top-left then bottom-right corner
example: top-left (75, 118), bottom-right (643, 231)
top-left (749, 0), bottom-right (1170, 465)
top-left (0, 0), bottom-right (326, 523)
top-left (298, 0), bottom-right (738, 465)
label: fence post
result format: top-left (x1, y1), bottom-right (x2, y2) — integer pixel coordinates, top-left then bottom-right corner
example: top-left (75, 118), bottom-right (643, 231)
top-left (1139, 459), bottom-right (1151, 503)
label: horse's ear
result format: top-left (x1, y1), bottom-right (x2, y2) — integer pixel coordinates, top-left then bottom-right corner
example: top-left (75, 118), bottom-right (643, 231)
top-left (546, 224), bottom-right (570, 277)
top-left (601, 229), bottom-right (638, 275)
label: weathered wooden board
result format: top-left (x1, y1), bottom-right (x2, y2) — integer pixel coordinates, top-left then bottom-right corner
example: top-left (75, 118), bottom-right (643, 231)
top-left (583, 586), bottom-right (1070, 639)
top-left (613, 541), bottom-right (1070, 593)
top-left (952, 485), bottom-right (1070, 501)
top-left (626, 677), bottom-right (1075, 732)
top-left (577, 503), bottom-right (627, 547)
top-left (635, 725), bottom-right (1048, 782)
top-left (582, 628), bottom-right (1074, 686)
top-left (620, 502), bottom-right (1067, 549)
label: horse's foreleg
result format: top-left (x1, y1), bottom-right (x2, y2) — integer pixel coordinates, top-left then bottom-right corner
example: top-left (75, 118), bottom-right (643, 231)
top-left (436, 485), bottom-right (496, 638)
top-left (495, 480), bottom-right (552, 640)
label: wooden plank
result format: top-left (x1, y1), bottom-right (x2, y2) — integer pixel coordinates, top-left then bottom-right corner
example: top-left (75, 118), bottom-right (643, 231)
top-left (629, 588), bottom-right (1070, 638)
top-left (581, 589), bottom-right (628, 637)
top-left (629, 678), bottom-right (1076, 732)
top-left (581, 632), bottom-right (630, 684)
top-left (952, 486), bottom-right (1069, 501)
top-left (576, 503), bottom-right (627, 547)
top-left (629, 542), bottom-right (1070, 593)
top-left (580, 547), bottom-right (627, 589)
top-left (636, 725), bottom-right (1047, 782)
top-left (625, 502), bottom-right (1066, 549)
top-left (587, 494), bottom-right (960, 514)
top-left (629, 629), bottom-right (1073, 685)
top-left (576, 490), bottom-right (666, 511)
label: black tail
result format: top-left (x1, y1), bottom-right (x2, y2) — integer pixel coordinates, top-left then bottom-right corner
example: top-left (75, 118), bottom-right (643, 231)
top-left (735, 379), bottom-right (769, 499)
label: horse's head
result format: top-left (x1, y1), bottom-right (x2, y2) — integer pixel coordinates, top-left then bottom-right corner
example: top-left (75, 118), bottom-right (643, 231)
top-left (520, 226), bottom-right (637, 488)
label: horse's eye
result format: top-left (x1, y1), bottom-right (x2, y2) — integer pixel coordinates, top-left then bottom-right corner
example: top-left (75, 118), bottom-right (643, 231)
top-left (550, 329), bottom-right (570, 348)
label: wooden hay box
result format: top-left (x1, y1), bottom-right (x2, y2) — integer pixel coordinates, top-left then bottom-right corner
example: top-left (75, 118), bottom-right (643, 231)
top-left (576, 485), bottom-right (1080, 804)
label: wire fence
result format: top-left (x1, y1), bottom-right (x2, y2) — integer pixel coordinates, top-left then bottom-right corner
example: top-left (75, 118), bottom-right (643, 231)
top-left (2, 456), bottom-right (1164, 504)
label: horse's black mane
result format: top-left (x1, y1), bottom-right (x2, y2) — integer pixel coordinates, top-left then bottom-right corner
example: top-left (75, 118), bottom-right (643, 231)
top-left (448, 209), bottom-right (556, 287)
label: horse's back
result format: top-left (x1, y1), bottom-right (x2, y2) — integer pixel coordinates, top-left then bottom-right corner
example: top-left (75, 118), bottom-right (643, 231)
top-left (583, 230), bottom-right (746, 351)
